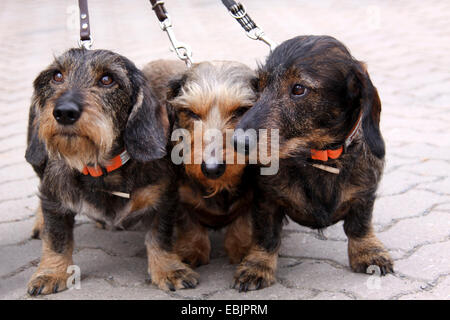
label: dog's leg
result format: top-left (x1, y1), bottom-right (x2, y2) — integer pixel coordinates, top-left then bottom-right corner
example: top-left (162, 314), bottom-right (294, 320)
top-left (144, 188), bottom-right (199, 291)
top-left (344, 199), bottom-right (394, 275)
top-left (27, 202), bottom-right (75, 296)
top-left (174, 213), bottom-right (210, 268)
top-left (31, 204), bottom-right (44, 239)
top-left (146, 226), bottom-right (199, 291)
top-left (225, 213), bottom-right (252, 264)
top-left (233, 197), bottom-right (283, 291)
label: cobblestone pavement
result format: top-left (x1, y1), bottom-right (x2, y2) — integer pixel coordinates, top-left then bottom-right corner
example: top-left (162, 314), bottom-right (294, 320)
top-left (0, 0), bottom-right (449, 300)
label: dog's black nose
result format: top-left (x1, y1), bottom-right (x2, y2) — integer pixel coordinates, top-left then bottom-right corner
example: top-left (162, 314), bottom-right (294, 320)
top-left (53, 102), bottom-right (81, 125)
top-left (201, 161), bottom-right (226, 180)
top-left (233, 132), bottom-right (252, 156)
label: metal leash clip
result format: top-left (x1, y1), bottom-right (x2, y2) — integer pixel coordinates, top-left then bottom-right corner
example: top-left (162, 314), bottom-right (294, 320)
top-left (78, 37), bottom-right (93, 50)
top-left (225, 1), bottom-right (277, 51)
top-left (246, 27), bottom-right (276, 51)
top-left (159, 16), bottom-right (193, 67)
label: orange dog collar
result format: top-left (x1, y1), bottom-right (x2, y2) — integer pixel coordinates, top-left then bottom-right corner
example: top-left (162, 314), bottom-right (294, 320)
top-left (310, 147), bottom-right (343, 162)
top-left (310, 111), bottom-right (363, 162)
top-left (82, 150), bottom-right (130, 177)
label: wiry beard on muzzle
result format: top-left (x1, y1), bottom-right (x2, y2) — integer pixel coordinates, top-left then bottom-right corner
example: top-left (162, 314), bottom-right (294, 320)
top-left (38, 103), bottom-right (116, 171)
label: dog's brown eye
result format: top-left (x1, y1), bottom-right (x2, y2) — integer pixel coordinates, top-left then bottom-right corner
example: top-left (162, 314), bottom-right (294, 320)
top-left (292, 84), bottom-right (307, 96)
top-left (183, 109), bottom-right (201, 120)
top-left (53, 71), bottom-right (64, 83)
top-left (99, 74), bottom-right (114, 87)
top-left (232, 107), bottom-right (249, 119)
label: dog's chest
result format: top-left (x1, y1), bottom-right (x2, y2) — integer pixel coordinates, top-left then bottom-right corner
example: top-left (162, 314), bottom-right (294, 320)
top-left (180, 183), bottom-right (250, 228)
top-left (67, 193), bottom-right (130, 227)
top-left (268, 165), bottom-right (345, 227)
top-left (73, 173), bottom-right (131, 225)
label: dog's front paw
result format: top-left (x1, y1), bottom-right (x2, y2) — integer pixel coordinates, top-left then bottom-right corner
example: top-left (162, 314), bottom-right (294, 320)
top-left (151, 266), bottom-right (199, 291)
top-left (348, 236), bottom-right (394, 276)
top-left (350, 249), bottom-right (394, 275)
top-left (27, 272), bottom-right (70, 296)
top-left (233, 260), bottom-right (276, 292)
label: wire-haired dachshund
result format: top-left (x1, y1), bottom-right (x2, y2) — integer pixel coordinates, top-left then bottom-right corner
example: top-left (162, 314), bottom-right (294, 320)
top-left (143, 60), bottom-right (258, 282)
top-left (25, 48), bottom-right (197, 295)
top-left (233, 35), bottom-right (393, 291)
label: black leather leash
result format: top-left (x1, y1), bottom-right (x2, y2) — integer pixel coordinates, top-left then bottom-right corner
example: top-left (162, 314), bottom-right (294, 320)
top-left (148, 0), bottom-right (193, 67)
top-left (78, 0), bottom-right (93, 49)
top-left (221, 0), bottom-right (277, 50)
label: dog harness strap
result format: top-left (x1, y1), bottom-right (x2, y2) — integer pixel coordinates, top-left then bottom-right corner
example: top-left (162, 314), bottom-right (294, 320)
top-left (82, 150), bottom-right (130, 177)
top-left (310, 111), bottom-right (363, 162)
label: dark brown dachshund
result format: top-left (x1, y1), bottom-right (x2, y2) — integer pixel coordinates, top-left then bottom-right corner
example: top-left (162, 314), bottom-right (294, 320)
top-left (233, 35), bottom-right (393, 291)
top-left (25, 49), bottom-right (197, 295)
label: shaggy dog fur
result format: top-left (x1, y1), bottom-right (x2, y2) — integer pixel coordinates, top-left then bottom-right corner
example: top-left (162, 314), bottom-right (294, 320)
top-left (143, 60), bottom-right (258, 279)
top-left (233, 35), bottom-right (393, 291)
top-left (25, 49), bottom-right (198, 295)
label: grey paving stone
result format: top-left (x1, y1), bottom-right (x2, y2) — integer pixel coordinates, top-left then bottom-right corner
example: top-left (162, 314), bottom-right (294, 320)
top-left (418, 177), bottom-right (450, 196)
top-left (310, 291), bottom-right (353, 300)
top-left (74, 224), bottom-right (146, 258)
top-left (398, 276), bottom-right (450, 300)
top-left (209, 284), bottom-right (315, 300)
top-left (279, 260), bottom-right (424, 300)
top-left (0, 240), bottom-right (41, 278)
top-left (172, 258), bottom-right (236, 299)
top-left (0, 218), bottom-right (35, 246)
top-left (0, 266), bottom-right (35, 300)
top-left (395, 241), bottom-right (450, 282)
top-left (0, 197), bottom-right (36, 223)
top-left (0, 162), bottom-right (36, 183)
top-left (372, 189), bottom-right (446, 225)
top-left (280, 231), bottom-right (349, 267)
top-left (68, 248), bottom-right (149, 287)
top-left (44, 278), bottom-right (173, 300)
top-left (0, 178), bottom-right (38, 202)
top-left (378, 170), bottom-right (441, 197)
top-left (378, 211), bottom-right (450, 252)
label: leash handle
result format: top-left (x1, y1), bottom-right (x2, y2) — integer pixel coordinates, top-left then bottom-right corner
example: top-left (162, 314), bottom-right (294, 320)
top-left (78, 0), bottom-right (93, 49)
top-left (220, 0), bottom-right (277, 50)
top-left (148, 0), bottom-right (193, 67)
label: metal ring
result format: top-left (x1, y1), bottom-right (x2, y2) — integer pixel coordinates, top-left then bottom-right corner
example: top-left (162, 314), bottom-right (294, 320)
top-left (229, 4), bottom-right (247, 19)
top-left (152, 1), bottom-right (165, 9)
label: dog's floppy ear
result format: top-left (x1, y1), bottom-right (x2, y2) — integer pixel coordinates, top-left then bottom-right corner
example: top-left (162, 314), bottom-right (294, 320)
top-left (165, 74), bottom-right (188, 131)
top-left (25, 100), bottom-right (47, 167)
top-left (124, 73), bottom-right (168, 162)
top-left (167, 73), bottom-right (187, 100)
top-left (250, 76), bottom-right (260, 93)
top-left (348, 62), bottom-right (385, 159)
